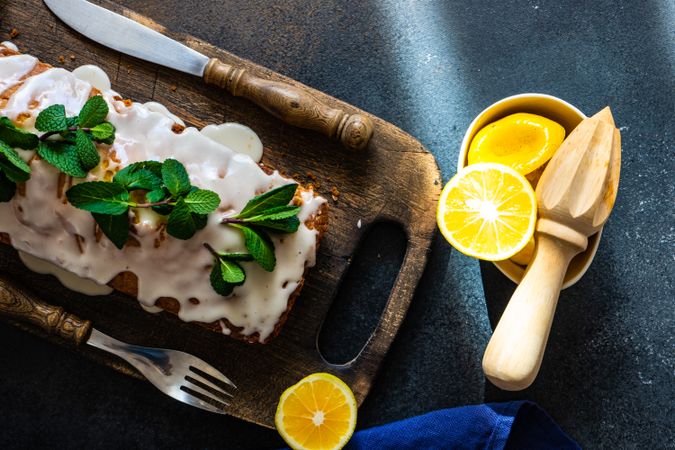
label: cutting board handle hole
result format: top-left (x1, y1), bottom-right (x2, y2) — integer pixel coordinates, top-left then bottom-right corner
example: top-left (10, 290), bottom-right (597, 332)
top-left (317, 221), bottom-right (407, 365)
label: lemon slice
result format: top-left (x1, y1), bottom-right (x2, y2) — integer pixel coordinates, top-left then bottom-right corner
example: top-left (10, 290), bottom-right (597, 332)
top-left (468, 112), bottom-right (565, 175)
top-left (275, 373), bottom-right (357, 450)
top-left (437, 163), bottom-right (537, 261)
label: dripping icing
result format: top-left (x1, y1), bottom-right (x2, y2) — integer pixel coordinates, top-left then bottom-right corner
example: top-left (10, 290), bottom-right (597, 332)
top-left (19, 251), bottom-right (114, 296)
top-left (0, 50), bottom-right (326, 341)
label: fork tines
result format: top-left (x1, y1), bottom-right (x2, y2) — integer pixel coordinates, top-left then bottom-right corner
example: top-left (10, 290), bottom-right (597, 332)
top-left (181, 365), bottom-right (236, 413)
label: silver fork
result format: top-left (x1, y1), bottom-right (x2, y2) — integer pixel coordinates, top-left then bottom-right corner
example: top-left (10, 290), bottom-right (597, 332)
top-left (0, 275), bottom-right (236, 414)
top-left (87, 329), bottom-right (236, 414)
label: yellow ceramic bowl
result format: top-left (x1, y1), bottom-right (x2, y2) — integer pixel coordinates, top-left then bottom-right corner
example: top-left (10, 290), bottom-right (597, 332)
top-left (458, 93), bottom-right (601, 289)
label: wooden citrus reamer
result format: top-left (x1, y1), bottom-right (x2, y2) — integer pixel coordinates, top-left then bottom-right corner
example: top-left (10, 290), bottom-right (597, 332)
top-left (482, 107), bottom-right (621, 391)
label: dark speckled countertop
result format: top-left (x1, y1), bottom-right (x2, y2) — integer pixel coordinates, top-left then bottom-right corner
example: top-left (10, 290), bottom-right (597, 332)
top-left (1, 1), bottom-right (673, 448)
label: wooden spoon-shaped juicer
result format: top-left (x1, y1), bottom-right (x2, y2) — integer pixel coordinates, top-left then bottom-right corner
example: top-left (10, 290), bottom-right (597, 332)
top-left (482, 107), bottom-right (621, 391)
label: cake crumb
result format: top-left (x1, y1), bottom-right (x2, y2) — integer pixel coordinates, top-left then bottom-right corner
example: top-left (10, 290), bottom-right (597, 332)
top-left (8, 28), bottom-right (20, 39)
top-left (330, 186), bottom-right (340, 202)
top-left (16, 112), bottom-right (31, 123)
top-left (58, 55), bottom-right (65, 64)
top-left (170, 84), bottom-right (177, 92)
top-left (357, 219), bottom-right (362, 229)
top-left (306, 171), bottom-right (317, 181)
top-left (69, 54), bottom-right (75, 60)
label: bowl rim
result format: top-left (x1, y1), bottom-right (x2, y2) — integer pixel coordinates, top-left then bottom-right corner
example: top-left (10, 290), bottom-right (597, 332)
top-left (456, 92), bottom-right (601, 289)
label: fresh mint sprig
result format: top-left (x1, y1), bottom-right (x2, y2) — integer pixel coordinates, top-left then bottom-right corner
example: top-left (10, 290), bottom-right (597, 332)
top-left (0, 96), bottom-right (117, 202)
top-left (36, 96), bottom-right (115, 176)
top-left (207, 183), bottom-right (302, 296)
top-left (67, 158), bottom-right (220, 249)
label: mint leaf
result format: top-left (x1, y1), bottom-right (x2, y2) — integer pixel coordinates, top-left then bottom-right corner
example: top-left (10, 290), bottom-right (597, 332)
top-left (114, 162), bottom-right (163, 191)
top-left (236, 183), bottom-right (298, 219)
top-left (75, 129), bottom-right (100, 171)
top-left (166, 199), bottom-right (198, 239)
top-left (0, 159), bottom-right (29, 183)
top-left (35, 104), bottom-right (67, 132)
top-left (66, 181), bottom-right (130, 214)
top-left (0, 171), bottom-right (16, 202)
top-left (218, 252), bottom-right (254, 261)
top-left (162, 159), bottom-right (191, 197)
top-left (146, 187), bottom-right (172, 215)
top-left (93, 212), bottom-right (129, 249)
top-left (66, 117), bottom-right (79, 128)
top-left (37, 141), bottom-right (87, 178)
top-left (0, 117), bottom-right (39, 149)
top-left (244, 205), bottom-right (301, 222)
top-left (210, 264), bottom-right (235, 296)
top-left (218, 259), bottom-right (245, 284)
top-left (253, 216), bottom-right (300, 233)
top-left (135, 160), bottom-right (163, 178)
top-left (90, 122), bottom-right (115, 144)
top-left (192, 212), bottom-right (208, 231)
top-left (184, 189), bottom-right (220, 214)
top-left (231, 224), bottom-right (276, 271)
top-left (78, 96), bottom-right (108, 128)
top-left (0, 141), bottom-right (31, 182)
top-left (146, 187), bottom-right (168, 203)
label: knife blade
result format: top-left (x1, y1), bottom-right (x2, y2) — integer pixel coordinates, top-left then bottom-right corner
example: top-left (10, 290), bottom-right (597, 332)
top-left (44, 0), bottom-right (208, 77)
top-left (43, 0), bottom-right (374, 150)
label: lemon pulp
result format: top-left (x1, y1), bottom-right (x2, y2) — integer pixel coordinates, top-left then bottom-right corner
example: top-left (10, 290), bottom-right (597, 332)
top-left (437, 163), bottom-right (537, 261)
top-left (468, 112), bottom-right (565, 175)
top-left (275, 373), bottom-right (357, 450)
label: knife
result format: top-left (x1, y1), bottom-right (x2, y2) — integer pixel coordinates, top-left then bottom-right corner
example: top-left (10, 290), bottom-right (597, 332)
top-left (43, 0), bottom-right (373, 150)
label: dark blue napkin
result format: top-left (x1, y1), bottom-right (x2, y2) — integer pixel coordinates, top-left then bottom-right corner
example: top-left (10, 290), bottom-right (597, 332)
top-left (345, 401), bottom-right (580, 450)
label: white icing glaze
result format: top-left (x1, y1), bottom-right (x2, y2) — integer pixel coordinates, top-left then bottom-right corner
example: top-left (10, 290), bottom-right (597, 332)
top-left (0, 54), bottom-right (37, 94)
top-left (72, 65), bottom-right (112, 91)
top-left (19, 251), bottom-right (113, 296)
top-left (1, 41), bottom-right (19, 52)
top-left (0, 50), bottom-right (326, 341)
top-left (143, 101), bottom-right (185, 127)
top-left (201, 123), bottom-right (264, 162)
top-left (141, 304), bottom-right (164, 313)
top-left (4, 68), bottom-right (91, 124)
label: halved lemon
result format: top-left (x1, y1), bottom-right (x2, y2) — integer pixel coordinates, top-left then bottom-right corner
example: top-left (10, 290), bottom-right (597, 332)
top-left (437, 163), bottom-right (537, 261)
top-left (468, 112), bottom-right (565, 175)
top-left (275, 373), bottom-right (357, 450)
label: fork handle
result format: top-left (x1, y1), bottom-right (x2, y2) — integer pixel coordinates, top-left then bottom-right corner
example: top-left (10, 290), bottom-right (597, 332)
top-left (0, 276), bottom-right (92, 345)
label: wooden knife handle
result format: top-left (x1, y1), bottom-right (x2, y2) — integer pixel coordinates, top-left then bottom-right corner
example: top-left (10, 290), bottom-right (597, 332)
top-left (203, 58), bottom-right (374, 150)
top-left (482, 233), bottom-right (580, 391)
top-left (0, 276), bottom-right (92, 345)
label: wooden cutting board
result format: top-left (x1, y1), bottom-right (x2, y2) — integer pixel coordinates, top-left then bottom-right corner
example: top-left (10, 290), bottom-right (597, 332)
top-left (0, 0), bottom-right (440, 428)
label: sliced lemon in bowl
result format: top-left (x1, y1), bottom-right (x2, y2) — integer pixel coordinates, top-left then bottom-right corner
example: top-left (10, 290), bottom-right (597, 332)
top-left (468, 112), bottom-right (565, 175)
top-left (437, 163), bottom-right (537, 261)
top-left (275, 372), bottom-right (357, 450)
